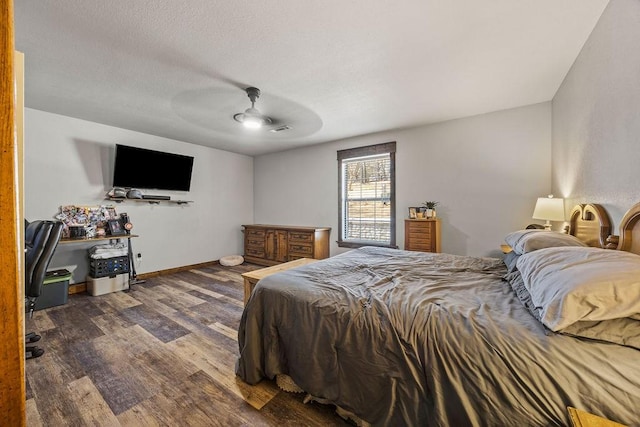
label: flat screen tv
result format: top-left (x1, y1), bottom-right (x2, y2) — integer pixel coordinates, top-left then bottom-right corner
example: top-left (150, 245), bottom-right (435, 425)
top-left (112, 144), bottom-right (194, 191)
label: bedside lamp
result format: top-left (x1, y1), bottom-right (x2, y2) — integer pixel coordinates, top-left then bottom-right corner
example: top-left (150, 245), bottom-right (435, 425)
top-left (532, 195), bottom-right (565, 230)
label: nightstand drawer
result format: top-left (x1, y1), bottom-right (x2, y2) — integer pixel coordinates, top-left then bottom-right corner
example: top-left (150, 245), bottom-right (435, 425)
top-left (408, 228), bottom-right (431, 238)
top-left (408, 243), bottom-right (434, 252)
top-left (407, 225), bottom-right (432, 235)
top-left (408, 237), bottom-right (432, 246)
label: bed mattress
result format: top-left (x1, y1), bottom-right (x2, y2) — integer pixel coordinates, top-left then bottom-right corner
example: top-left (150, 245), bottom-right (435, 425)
top-left (236, 247), bottom-right (640, 426)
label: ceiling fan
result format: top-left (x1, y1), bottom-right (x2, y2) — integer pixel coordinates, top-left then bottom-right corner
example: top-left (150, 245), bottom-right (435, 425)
top-left (233, 87), bottom-right (274, 130)
top-left (173, 85), bottom-right (318, 137)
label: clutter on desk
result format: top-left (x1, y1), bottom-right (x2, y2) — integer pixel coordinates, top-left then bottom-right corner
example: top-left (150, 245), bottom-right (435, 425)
top-left (68, 225), bottom-right (86, 238)
top-left (55, 204), bottom-right (119, 238)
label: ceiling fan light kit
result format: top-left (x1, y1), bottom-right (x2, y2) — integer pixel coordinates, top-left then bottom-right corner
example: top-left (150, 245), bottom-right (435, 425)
top-left (233, 87), bottom-right (273, 129)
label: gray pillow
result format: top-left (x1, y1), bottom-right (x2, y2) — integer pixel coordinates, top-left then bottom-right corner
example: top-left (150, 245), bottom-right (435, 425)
top-left (515, 246), bottom-right (640, 348)
top-left (504, 229), bottom-right (587, 255)
top-left (507, 266), bottom-right (640, 349)
top-left (560, 318), bottom-right (640, 350)
top-left (503, 251), bottom-right (520, 273)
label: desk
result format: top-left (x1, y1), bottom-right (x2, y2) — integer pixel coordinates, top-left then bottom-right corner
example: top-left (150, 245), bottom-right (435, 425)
top-left (59, 234), bottom-right (139, 244)
top-left (59, 234), bottom-right (143, 293)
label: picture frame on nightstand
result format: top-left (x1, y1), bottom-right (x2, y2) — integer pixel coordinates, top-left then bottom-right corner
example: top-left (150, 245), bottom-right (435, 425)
top-left (408, 207), bottom-right (417, 219)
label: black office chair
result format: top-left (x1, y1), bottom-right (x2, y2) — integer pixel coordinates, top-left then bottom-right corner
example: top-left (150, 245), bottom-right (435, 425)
top-left (24, 219), bottom-right (63, 359)
top-left (25, 220), bottom-right (46, 353)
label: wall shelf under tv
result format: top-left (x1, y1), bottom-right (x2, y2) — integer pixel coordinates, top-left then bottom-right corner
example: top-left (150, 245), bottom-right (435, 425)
top-left (106, 197), bottom-right (193, 205)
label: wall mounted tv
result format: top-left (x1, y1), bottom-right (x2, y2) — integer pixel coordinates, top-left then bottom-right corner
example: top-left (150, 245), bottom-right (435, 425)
top-left (112, 144), bottom-right (194, 191)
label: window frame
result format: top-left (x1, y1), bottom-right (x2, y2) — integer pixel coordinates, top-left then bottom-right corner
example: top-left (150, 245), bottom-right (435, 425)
top-left (337, 141), bottom-right (397, 249)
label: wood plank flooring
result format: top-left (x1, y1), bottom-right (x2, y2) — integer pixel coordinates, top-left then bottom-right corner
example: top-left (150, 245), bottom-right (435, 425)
top-left (25, 263), bottom-right (350, 426)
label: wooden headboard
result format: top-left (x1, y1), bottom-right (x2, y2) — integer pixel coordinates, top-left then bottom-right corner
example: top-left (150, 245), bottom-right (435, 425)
top-left (606, 202), bottom-right (640, 255)
top-left (568, 204), bottom-right (611, 248)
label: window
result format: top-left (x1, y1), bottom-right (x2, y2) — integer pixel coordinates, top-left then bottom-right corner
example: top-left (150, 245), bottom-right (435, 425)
top-left (337, 142), bottom-right (396, 248)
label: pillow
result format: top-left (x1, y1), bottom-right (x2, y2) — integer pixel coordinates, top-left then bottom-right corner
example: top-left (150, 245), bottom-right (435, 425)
top-left (516, 246), bottom-right (640, 331)
top-left (506, 253), bottom-right (640, 349)
top-left (503, 251), bottom-right (520, 273)
top-left (560, 317), bottom-right (640, 349)
top-left (504, 229), bottom-right (587, 255)
top-left (504, 269), bottom-right (538, 315)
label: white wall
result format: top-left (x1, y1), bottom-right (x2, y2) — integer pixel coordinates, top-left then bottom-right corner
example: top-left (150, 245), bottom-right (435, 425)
top-left (25, 108), bottom-right (254, 283)
top-left (22, 0), bottom-right (639, 280)
top-left (552, 0), bottom-right (640, 226)
top-left (254, 102), bottom-right (552, 258)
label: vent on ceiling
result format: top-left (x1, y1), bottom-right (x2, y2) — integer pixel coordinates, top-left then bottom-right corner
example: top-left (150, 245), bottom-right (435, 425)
top-left (270, 125), bottom-right (292, 133)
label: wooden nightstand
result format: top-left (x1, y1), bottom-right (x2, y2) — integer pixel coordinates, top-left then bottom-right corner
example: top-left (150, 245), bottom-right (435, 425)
top-left (241, 258), bottom-right (319, 305)
top-left (405, 219), bottom-right (441, 253)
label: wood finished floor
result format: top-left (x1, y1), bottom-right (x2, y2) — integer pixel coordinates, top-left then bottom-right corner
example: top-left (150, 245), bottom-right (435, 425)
top-left (25, 262), bottom-right (351, 426)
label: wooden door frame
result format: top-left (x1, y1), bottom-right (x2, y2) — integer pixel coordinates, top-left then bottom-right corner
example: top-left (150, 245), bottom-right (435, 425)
top-left (0, 0), bottom-right (26, 425)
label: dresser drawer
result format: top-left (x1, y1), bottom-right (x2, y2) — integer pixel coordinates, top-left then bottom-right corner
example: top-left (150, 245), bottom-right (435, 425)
top-left (245, 237), bottom-right (264, 247)
top-left (289, 232), bottom-right (313, 243)
top-left (245, 247), bottom-right (265, 258)
top-left (245, 229), bottom-right (265, 238)
top-left (288, 243), bottom-right (313, 257)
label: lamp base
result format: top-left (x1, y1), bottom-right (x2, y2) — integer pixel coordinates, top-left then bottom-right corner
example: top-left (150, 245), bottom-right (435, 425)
top-left (543, 221), bottom-right (553, 230)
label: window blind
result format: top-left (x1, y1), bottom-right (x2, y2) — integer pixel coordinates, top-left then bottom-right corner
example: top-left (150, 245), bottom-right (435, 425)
top-left (342, 154), bottom-right (391, 243)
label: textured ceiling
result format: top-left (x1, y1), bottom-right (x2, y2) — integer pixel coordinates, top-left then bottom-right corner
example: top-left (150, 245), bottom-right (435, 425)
top-left (14, 1), bottom-right (609, 156)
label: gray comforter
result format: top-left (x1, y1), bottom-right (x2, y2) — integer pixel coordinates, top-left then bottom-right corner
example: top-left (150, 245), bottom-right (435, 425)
top-left (236, 247), bottom-right (640, 426)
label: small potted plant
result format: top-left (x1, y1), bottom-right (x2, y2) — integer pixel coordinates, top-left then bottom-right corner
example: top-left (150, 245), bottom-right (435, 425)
top-left (422, 201), bottom-right (439, 218)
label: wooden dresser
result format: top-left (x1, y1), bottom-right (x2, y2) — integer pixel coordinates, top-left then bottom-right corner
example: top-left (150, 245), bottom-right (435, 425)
top-left (242, 224), bottom-right (331, 266)
top-left (404, 219), bottom-right (441, 253)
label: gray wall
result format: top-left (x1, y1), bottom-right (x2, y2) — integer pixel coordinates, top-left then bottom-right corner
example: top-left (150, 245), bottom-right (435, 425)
top-left (254, 102), bottom-right (552, 258)
top-left (552, 0), bottom-right (640, 226)
top-left (25, 108), bottom-right (254, 283)
top-left (28, 0), bottom-right (639, 275)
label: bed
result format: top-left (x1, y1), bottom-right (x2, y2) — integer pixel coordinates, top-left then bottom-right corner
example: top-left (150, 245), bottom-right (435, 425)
top-left (236, 203), bottom-right (640, 426)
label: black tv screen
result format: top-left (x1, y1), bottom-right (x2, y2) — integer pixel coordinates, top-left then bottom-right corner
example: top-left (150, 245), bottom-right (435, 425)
top-left (113, 144), bottom-right (194, 191)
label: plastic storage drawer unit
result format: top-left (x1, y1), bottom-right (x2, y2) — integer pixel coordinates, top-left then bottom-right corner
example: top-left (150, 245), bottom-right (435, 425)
top-left (86, 274), bottom-right (128, 296)
top-left (34, 269), bottom-right (71, 310)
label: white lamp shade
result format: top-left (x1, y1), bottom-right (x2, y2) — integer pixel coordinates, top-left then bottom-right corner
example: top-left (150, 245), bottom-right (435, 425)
top-left (532, 197), bottom-right (565, 221)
